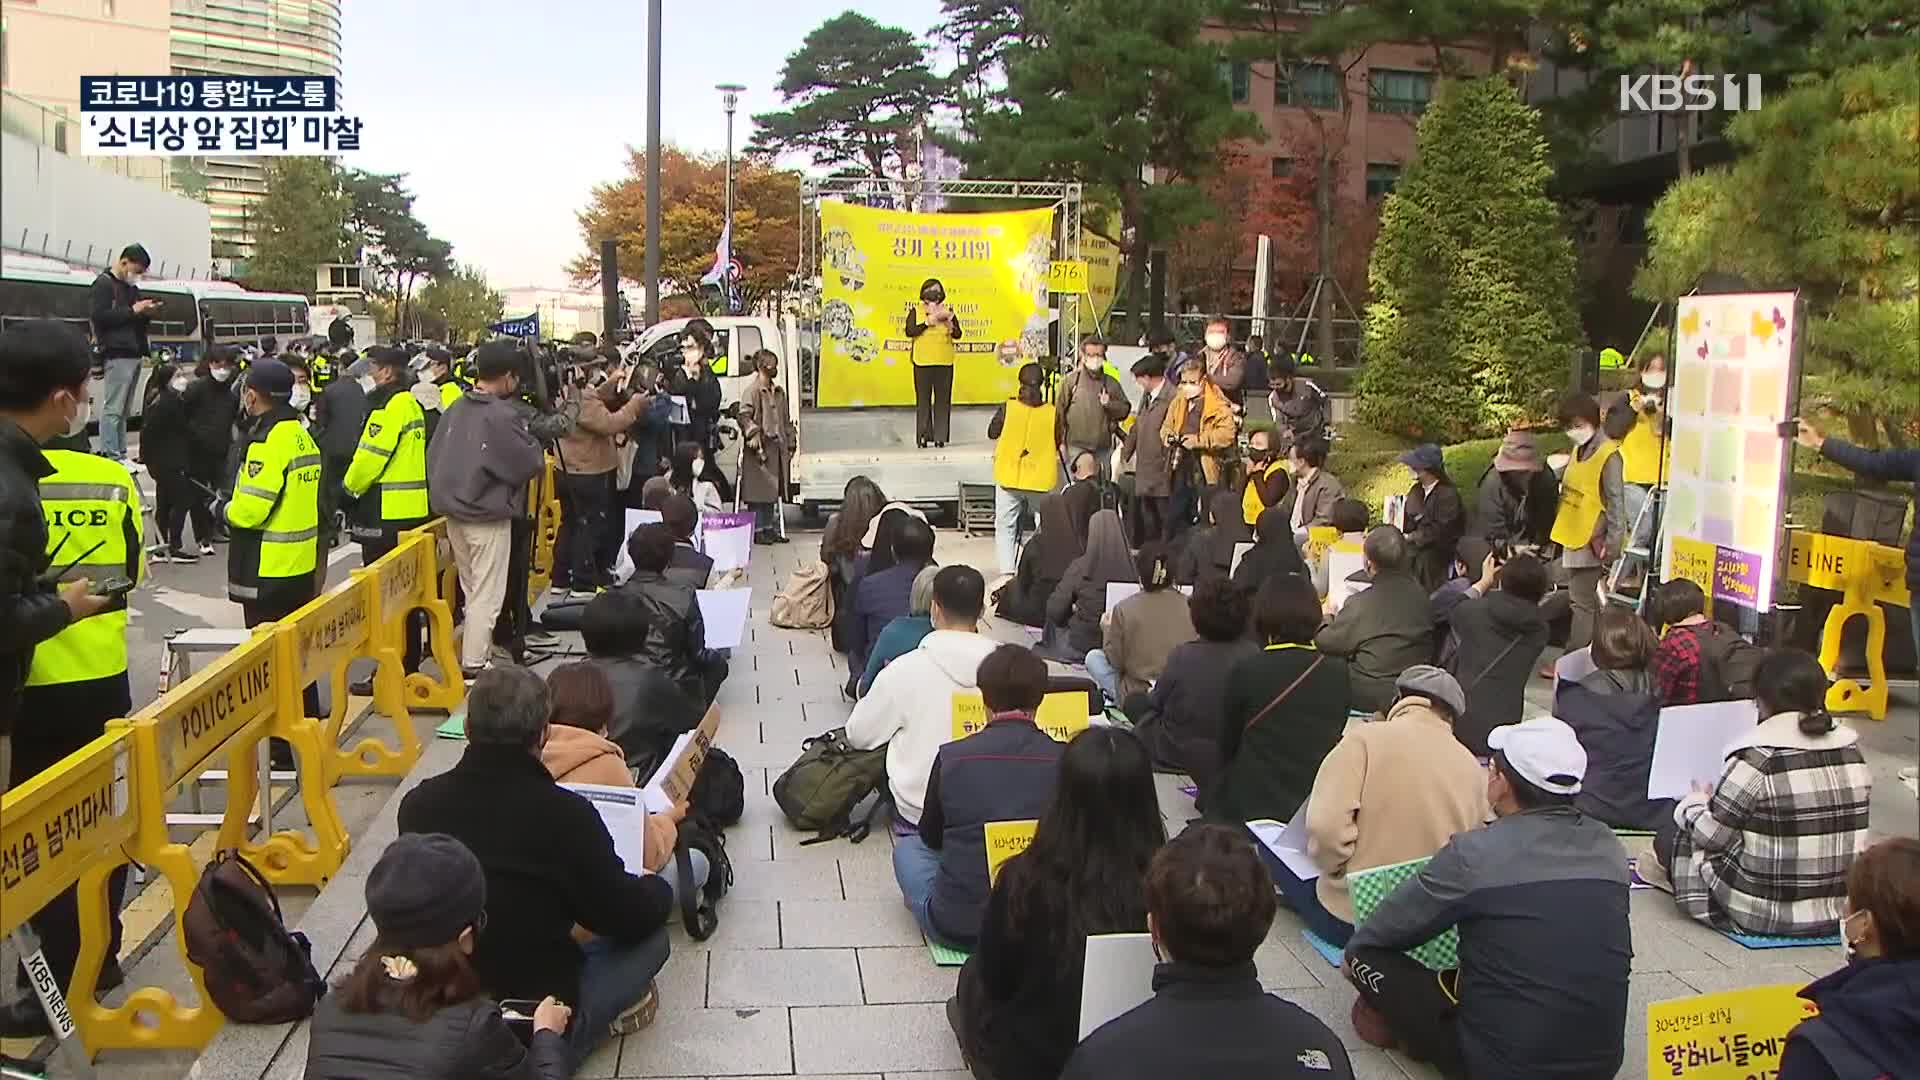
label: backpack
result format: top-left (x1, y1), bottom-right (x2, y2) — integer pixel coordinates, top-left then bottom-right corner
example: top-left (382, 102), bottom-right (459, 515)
top-left (689, 745), bottom-right (745, 827)
top-left (769, 561), bottom-right (834, 629)
top-left (674, 814), bottom-right (734, 941)
top-left (181, 849), bottom-right (325, 1024)
top-left (1696, 622), bottom-right (1763, 702)
top-left (771, 728), bottom-right (891, 844)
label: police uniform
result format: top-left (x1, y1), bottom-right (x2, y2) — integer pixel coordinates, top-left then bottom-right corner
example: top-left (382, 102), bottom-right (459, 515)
top-left (226, 404), bottom-right (324, 624)
top-left (343, 382), bottom-right (429, 558)
top-left (9, 450), bottom-right (140, 1008)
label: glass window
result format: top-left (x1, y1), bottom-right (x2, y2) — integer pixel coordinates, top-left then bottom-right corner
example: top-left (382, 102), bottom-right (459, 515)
top-left (734, 326), bottom-right (764, 366)
top-left (1271, 157), bottom-right (1293, 179)
top-left (1365, 163), bottom-right (1402, 199)
top-left (1220, 60), bottom-right (1251, 105)
top-left (1368, 68), bottom-right (1434, 115)
top-left (1277, 63), bottom-right (1340, 110)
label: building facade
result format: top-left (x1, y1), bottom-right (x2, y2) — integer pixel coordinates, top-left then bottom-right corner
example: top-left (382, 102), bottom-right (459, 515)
top-left (1, 0), bottom-right (173, 190)
top-left (169, 0), bottom-right (342, 260)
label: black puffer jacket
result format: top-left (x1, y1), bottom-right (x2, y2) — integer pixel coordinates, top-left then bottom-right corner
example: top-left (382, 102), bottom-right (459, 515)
top-left (305, 987), bottom-right (568, 1079)
top-left (182, 373), bottom-right (239, 469)
top-left (0, 420), bottom-right (71, 736)
top-left (590, 652), bottom-right (703, 780)
top-left (88, 271), bottom-right (149, 358)
top-left (615, 570), bottom-right (709, 703)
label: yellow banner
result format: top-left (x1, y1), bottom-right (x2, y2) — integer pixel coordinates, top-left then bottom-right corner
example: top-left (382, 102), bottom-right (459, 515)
top-left (952, 690), bottom-right (1093, 743)
top-left (984, 819), bottom-right (1038, 885)
top-left (1646, 984), bottom-right (1815, 1079)
top-left (819, 202), bottom-right (1054, 407)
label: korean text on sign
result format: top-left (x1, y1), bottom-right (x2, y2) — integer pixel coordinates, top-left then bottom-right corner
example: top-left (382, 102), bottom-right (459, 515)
top-left (1646, 984), bottom-right (1815, 1079)
top-left (952, 691), bottom-right (1093, 743)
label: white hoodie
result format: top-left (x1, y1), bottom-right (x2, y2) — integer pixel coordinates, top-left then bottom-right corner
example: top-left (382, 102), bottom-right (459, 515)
top-left (845, 628), bottom-right (1002, 825)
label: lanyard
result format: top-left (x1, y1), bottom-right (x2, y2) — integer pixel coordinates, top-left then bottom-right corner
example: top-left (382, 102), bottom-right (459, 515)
top-left (1263, 642), bottom-right (1317, 653)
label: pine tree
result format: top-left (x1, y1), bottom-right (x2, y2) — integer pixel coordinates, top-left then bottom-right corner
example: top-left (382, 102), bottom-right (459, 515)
top-left (1358, 76), bottom-right (1583, 441)
top-left (245, 158), bottom-right (349, 296)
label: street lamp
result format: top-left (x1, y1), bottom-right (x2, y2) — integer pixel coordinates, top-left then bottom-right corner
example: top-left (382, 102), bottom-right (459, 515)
top-left (717, 82), bottom-right (745, 313)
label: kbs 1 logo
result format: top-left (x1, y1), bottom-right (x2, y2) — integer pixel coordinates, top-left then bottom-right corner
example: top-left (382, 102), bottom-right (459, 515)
top-left (1619, 73), bottom-right (1764, 113)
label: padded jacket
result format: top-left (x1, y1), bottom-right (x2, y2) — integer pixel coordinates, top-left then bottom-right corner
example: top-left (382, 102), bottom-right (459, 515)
top-left (0, 420), bottom-right (70, 736)
top-left (590, 652), bottom-right (703, 780)
top-left (305, 993), bottom-right (567, 1080)
top-left (614, 570), bottom-right (710, 705)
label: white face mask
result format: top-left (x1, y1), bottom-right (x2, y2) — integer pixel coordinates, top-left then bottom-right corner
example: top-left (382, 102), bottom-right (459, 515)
top-left (1641, 370), bottom-right (1667, 390)
top-left (1083, 356), bottom-right (1103, 372)
top-left (170, 376), bottom-right (191, 394)
top-left (1181, 382), bottom-right (1202, 399)
top-left (209, 367), bottom-right (233, 383)
top-left (1567, 425), bottom-right (1597, 447)
top-left (691, 458), bottom-right (705, 477)
top-left (290, 384), bottom-right (312, 409)
top-left (62, 390), bottom-right (89, 437)
top-left (358, 374), bottom-right (377, 393)
top-left (1205, 332), bottom-right (1228, 350)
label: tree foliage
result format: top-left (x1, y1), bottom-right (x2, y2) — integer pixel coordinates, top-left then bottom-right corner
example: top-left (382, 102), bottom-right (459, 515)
top-left (573, 146), bottom-right (802, 313)
top-left (1168, 150), bottom-right (1315, 316)
top-left (1359, 77), bottom-right (1584, 441)
top-left (341, 171), bottom-right (452, 338)
top-left (416, 262), bottom-right (505, 344)
top-left (750, 11), bottom-right (940, 177)
top-left (245, 157), bottom-right (349, 296)
top-left (1635, 54), bottom-right (1919, 443)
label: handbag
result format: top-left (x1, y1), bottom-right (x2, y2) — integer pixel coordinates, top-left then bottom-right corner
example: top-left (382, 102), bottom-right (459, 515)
top-left (1244, 654), bottom-right (1325, 733)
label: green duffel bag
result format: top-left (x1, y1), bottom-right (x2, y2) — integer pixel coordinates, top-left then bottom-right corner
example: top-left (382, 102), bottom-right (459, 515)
top-left (771, 727), bottom-right (890, 844)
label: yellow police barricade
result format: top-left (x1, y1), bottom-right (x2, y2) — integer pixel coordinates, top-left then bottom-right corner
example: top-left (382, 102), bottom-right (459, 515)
top-left (377, 527), bottom-right (465, 714)
top-left (286, 567), bottom-right (418, 784)
top-left (527, 453), bottom-right (562, 604)
top-left (0, 730), bottom-right (136, 1068)
top-left (1786, 531), bottom-right (1911, 720)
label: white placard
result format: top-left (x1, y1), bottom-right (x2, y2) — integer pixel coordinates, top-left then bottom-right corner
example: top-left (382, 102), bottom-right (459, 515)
top-left (563, 783), bottom-right (651, 876)
top-left (1247, 801), bottom-right (1319, 883)
top-left (1230, 542), bottom-right (1254, 576)
top-left (1554, 646), bottom-right (1597, 692)
top-left (696, 588), bottom-right (751, 650)
top-left (699, 512), bottom-right (756, 572)
top-left (1077, 932), bottom-right (1159, 1041)
top-left (1104, 582), bottom-right (1193, 609)
top-left (667, 395), bottom-right (690, 425)
top-left (610, 508), bottom-right (665, 582)
top-left (1647, 699), bottom-right (1761, 799)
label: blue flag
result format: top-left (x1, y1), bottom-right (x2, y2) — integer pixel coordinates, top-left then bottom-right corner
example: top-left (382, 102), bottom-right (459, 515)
top-left (490, 312), bottom-right (539, 338)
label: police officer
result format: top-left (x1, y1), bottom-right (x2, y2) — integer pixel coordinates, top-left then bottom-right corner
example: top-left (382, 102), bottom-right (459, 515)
top-left (0, 447), bottom-right (141, 1037)
top-left (219, 359), bottom-right (323, 746)
top-left (343, 347), bottom-right (429, 560)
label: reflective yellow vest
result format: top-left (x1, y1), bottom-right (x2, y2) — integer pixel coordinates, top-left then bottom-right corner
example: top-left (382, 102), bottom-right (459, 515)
top-left (1619, 401), bottom-right (1670, 486)
top-left (1243, 458), bottom-right (1288, 525)
top-left (227, 409), bottom-right (322, 598)
top-left (438, 378), bottom-right (464, 412)
top-left (912, 308), bottom-right (957, 367)
top-left (344, 385), bottom-right (430, 525)
top-left (1551, 439), bottom-right (1621, 550)
top-left (28, 450), bottom-right (142, 686)
top-left (993, 400), bottom-right (1058, 493)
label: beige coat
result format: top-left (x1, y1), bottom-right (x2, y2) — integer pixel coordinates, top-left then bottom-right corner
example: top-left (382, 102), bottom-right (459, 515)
top-left (738, 375), bottom-right (794, 506)
top-left (1101, 587), bottom-right (1196, 700)
top-left (1304, 696), bottom-right (1490, 922)
top-left (558, 386), bottom-right (647, 476)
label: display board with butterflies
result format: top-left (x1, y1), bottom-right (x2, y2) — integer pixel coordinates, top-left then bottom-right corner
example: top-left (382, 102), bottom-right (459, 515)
top-left (1658, 291), bottom-right (1804, 615)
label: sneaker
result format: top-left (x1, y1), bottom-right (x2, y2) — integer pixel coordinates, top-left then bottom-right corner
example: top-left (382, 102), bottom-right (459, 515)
top-left (199, 542), bottom-right (216, 557)
top-left (607, 984), bottom-right (659, 1037)
top-left (523, 632), bottom-right (560, 649)
top-left (550, 583), bottom-right (572, 597)
top-left (147, 544), bottom-right (172, 562)
top-left (565, 589), bottom-right (598, 601)
top-left (167, 547), bottom-right (198, 564)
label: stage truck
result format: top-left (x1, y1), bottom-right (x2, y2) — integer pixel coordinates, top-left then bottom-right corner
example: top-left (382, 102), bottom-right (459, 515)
top-left (626, 178), bottom-right (1116, 521)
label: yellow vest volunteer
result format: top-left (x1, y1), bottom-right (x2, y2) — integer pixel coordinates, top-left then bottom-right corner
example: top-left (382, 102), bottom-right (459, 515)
top-left (994, 399), bottom-right (1058, 493)
top-left (1619, 398), bottom-right (1670, 486)
top-left (1552, 439), bottom-right (1621, 551)
top-left (344, 383), bottom-right (430, 532)
top-left (226, 406), bottom-right (323, 603)
top-left (28, 450), bottom-right (142, 687)
top-left (912, 304), bottom-right (958, 367)
top-left (1244, 458), bottom-right (1288, 525)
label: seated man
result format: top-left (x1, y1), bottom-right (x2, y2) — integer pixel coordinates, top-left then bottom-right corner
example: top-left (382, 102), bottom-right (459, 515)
top-left (618, 522), bottom-right (727, 705)
top-left (1062, 824), bottom-right (1354, 1080)
top-left (1314, 526), bottom-right (1434, 714)
top-left (896, 644), bottom-right (1062, 948)
top-left (1345, 716), bottom-right (1630, 1080)
top-left (658, 493), bottom-right (714, 590)
top-left (849, 516), bottom-right (937, 675)
top-left (846, 565), bottom-right (1000, 827)
top-left (580, 590), bottom-right (703, 780)
top-left (398, 666), bottom-right (687, 1072)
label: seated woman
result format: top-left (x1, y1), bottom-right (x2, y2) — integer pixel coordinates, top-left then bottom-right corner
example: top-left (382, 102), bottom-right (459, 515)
top-left (859, 565), bottom-right (939, 697)
top-left (997, 485), bottom-right (1094, 628)
top-left (1228, 506), bottom-right (1308, 597)
top-left (305, 833), bottom-right (570, 1079)
top-left (1044, 509), bottom-right (1134, 663)
top-left (1558, 608), bottom-right (1672, 831)
top-left (952, 728), bottom-right (1165, 1080)
top-left (1173, 491), bottom-right (1252, 587)
top-left (1208, 575), bottom-right (1351, 825)
top-left (1779, 837), bottom-right (1920, 1079)
top-left (641, 440), bottom-right (724, 513)
top-left (539, 662), bottom-right (635, 787)
top-left (1279, 666), bottom-right (1488, 948)
top-left (579, 590), bottom-right (702, 781)
top-left (1131, 579), bottom-right (1256, 789)
top-left (1085, 544), bottom-right (1195, 705)
top-left (620, 523), bottom-right (728, 706)
top-left (1657, 648), bottom-right (1873, 936)
top-left (822, 475), bottom-right (887, 653)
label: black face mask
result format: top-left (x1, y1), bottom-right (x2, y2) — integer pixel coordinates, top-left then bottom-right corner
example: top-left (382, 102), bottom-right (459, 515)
top-left (923, 291), bottom-right (944, 303)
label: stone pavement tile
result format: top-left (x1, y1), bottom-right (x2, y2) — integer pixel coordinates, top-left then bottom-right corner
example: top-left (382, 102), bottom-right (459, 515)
top-left (1629, 924), bottom-right (1727, 974)
top-left (729, 823), bottom-right (777, 862)
top-left (729, 737), bottom-right (816, 770)
top-left (738, 1076), bottom-right (878, 1080)
top-left (1622, 973), bottom-right (1698, 1080)
top-left (858, 946), bottom-right (962, 1004)
top-left (617, 1006), bottom-right (792, 1077)
top-left (671, 900), bottom-right (782, 951)
top-left (727, 858), bottom-right (846, 902)
top-left (1387, 1050), bottom-right (1448, 1079)
top-left (782, 899), bottom-right (927, 948)
top-left (1672, 963), bottom-right (1820, 995)
top-left (761, 681), bottom-right (852, 707)
top-left (656, 948), bottom-right (711, 1010)
top-left (883, 1074), bottom-right (970, 1080)
top-left (774, 823), bottom-right (893, 867)
top-left (802, 700), bottom-right (853, 727)
top-left (1682, 923), bottom-right (1842, 969)
top-left (1255, 917), bottom-right (1334, 990)
top-left (791, 1003), bottom-right (967, 1074)
top-left (707, 947), bottom-right (865, 1007)
top-left (1153, 772), bottom-right (1200, 831)
top-left (837, 845), bottom-right (905, 898)
top-left (1349, 1047), bottom-right (1413, 1079)
top-left (577, 1032), bottom-right (624, 1078)
top-left (765, 712), bottom-right (842, 747)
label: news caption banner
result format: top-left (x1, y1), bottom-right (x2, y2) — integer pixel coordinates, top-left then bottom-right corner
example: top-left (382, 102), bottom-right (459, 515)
top-left (80, 75), bottom-right (363, 156)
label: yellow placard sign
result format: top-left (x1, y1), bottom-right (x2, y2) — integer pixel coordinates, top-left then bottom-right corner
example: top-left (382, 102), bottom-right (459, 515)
top-left (1646, 984), bottom-right (1816, 1079)
top-left (1081, 232), bottom-right (1120, 325)
top-left (983, 819), bottom-right (1038, 885)
top-left (292, 577), bottom-right (372, 683)
top-left (818, 201), bottom-right (1055, 407)
top-left (142, 631), bottom-right (278, 791)
top-left (1048, 259), bottom-right (1089, 295)
top-left (1302, 525), bottom-right (1342, 568)
top-left (0, 732), bottom-right (134, 936)
top-left (952, 690), bottom-right (1093, 743)
top-left (1667, 536), bottom-right (1718, 618)
top-left (1785, 532), bottom-right (1910, 607)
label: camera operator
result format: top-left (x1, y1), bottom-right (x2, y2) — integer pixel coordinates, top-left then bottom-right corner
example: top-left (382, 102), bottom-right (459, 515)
top-left (554, 346), bottom-right (648, 596)
top-left (667, 327), bottom-right (732, 503)
top-left (427, 341), bottom-right (547, 679)
top-left (615, 358), bottom-right (675, 513)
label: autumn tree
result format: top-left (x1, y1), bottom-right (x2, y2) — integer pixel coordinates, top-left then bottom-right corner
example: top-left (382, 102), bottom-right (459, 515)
top-left (245, 157), bottom-right (349, 296)
top-left (417, 263), bottom-right (505, 344)
top-left (1168, 150), bottom-right (1315, 317)
top-left (573, 147), bottom-right (802, 313)
top-left (750, 11), bottom-right (940, 177)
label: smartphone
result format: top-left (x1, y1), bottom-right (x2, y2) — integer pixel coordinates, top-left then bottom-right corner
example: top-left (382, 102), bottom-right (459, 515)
top-left (92, 575), bottom-right (137, 599)
top-left (498, 998), bottom-right (541, 1027)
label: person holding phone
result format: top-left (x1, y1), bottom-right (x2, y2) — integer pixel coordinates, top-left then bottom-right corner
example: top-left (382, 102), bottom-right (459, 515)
top-left (906, 277), bottom-right (961, 448)
top-left (89, 243), bottom-right (158, 461)
top-left (306, 833), bottom-right (571, 1079)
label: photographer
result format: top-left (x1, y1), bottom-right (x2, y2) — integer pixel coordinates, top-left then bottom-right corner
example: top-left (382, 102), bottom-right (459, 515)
top-left (1617, 353), bottom-right (1669, 566)
top-left (554, 348), bottom-right (647, 596)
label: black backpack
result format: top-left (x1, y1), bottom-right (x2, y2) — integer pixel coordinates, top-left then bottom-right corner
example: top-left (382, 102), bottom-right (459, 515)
top-left (181, 849), bottom-right (325, 1023)
top-left (1697, 622), bottom-right (1764, 702)
top-left (674, 814), bottom-right (733, 941)
top-left (689, 745), bottom-right (744, 828)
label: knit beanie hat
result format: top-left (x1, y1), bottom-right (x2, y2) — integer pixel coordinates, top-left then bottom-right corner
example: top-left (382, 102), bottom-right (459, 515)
top-left (365, 833), bottom-right (486, 951)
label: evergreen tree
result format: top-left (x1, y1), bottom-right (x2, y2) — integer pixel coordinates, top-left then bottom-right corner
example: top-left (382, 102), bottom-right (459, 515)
top-left (750, 12), bottom-right (940, 178)
top-left (1358, 77), bottom-right (1583, 441)
top-left (245, 157), bottom-right (349, 295)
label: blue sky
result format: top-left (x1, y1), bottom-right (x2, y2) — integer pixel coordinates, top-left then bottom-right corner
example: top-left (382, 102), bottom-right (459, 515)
top-left (339, 0), bottom-right (949, 288)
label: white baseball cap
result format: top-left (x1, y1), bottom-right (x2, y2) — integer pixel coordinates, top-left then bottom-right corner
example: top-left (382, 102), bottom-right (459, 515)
top-left (1487, 715), bottom-right (1587, 795)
